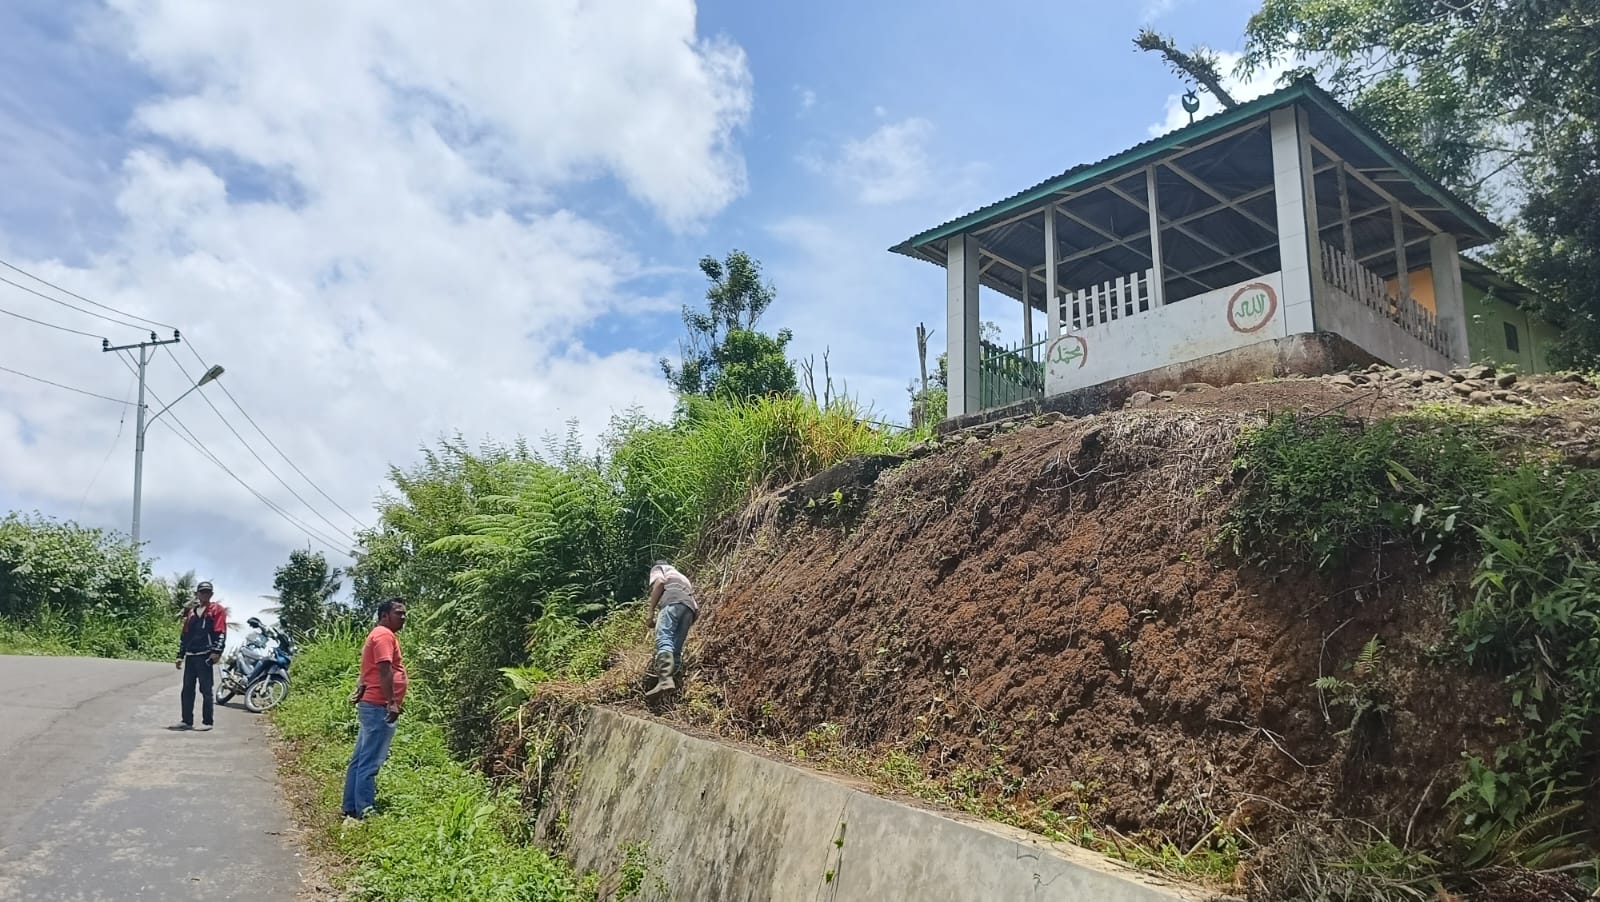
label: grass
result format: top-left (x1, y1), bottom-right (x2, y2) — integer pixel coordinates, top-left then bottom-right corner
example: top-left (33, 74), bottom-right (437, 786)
top-left (271, 632), bottom-right (603, 901)
top-left (0, 609), bottom-right (178, 661)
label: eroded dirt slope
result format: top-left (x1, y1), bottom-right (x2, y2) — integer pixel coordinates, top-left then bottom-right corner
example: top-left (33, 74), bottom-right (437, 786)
top-left (688, 370), bottom-right (1600, 848)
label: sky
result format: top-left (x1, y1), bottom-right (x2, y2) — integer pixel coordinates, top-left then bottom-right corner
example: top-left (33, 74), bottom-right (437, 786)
top-left (0, 0), bottom-right (1284, 626)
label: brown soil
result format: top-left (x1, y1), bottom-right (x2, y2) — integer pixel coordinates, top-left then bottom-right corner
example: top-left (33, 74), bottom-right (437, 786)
top-left (667, 370), bottom-right (1600, 879)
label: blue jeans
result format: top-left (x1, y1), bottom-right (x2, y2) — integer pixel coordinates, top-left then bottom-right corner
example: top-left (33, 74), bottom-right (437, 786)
top-left (342, 702), bottom-right (397, 817)
top-left (654, 603), bottom-right (696, 674)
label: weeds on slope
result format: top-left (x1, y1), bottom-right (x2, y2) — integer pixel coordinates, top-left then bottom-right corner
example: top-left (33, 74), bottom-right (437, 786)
top-left (1225, 409), bottom-right (1600, 895)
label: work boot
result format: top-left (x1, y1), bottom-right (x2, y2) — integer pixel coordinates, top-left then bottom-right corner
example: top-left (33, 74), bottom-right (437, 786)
top-left (645, 674), bottom-right (676, 697)
top-left (650, 651), bottom-right (674, 679)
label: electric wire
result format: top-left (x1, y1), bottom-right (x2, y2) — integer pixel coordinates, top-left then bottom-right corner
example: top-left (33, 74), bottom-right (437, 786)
top-left (0, 257), bottom-right (179, 331)
top-left (180, 341), bottom-right (367, 530)
top-left (113, 351), bottom-right (353, 557)
top-left (0, 257), bottom-right (366, 537)
top-left (77, 371), bottom-right (139, 519)
top-left (0, 362), bottom-right (134, 404)
top-left (0, 273), bottom-right (149, 332)
top-left (162, 345), bottom-right (357, 545)
top-left (0, 301), bottom-right (106, 339)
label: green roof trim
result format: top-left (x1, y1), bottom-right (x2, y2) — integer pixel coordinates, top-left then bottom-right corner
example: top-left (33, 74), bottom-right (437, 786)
top-left (893, 78), bottom-right (1500, 255)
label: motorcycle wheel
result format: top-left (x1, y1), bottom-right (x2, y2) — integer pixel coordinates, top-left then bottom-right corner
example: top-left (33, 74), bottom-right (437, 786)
top-left (244, 674), bottom-right (289, 713)
top-left (216, 687), bottom-right (236, 705)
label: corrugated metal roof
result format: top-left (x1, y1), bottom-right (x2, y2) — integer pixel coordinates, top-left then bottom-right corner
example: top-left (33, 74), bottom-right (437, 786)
top-left (890, 77), bottom-right (1501, 258)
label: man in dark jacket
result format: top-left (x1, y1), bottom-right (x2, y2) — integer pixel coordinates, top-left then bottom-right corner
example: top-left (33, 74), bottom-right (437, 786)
top-left (174, 581), bottom-right (227, 731)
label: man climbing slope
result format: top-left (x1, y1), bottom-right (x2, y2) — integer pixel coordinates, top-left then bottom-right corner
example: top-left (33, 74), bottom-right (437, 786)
top-left (173, 580), bottom-right (226, 731)
top-left (645, 560), bottom-right (697, 697)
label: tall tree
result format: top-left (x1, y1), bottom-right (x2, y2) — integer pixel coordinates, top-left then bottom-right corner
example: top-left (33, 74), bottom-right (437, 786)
top-left (1235, 0), bottom-right (1600, 364)
top-left (661, 250), bottom-right (798, 400)
top-left (271, 548), bottom-right (342, 638)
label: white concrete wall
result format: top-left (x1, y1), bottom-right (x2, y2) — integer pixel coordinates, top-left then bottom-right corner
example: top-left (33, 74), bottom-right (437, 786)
top-left (1312, 284), bottom-right (1455, 371)
top-left (1046, 273), bottom-right (1288, 395)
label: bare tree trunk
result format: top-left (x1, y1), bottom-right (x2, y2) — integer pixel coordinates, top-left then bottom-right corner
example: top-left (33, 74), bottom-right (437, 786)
top-left (822, 348), bottom-right (833, 411)
top-left (916, 322), bottom-right (930, 427)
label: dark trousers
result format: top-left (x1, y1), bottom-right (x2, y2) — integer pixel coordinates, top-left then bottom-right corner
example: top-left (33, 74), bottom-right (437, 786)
top-left (181, 654), bottom-right (215, 726)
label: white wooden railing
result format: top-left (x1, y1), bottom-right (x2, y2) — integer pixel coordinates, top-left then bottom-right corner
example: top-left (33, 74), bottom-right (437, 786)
top-left (1062, 268), bottom-right (1155, 331)
top-left (1320, 243), bottom-right (1451, 357)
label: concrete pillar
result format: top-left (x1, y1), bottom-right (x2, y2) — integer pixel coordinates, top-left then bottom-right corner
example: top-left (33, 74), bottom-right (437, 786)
top-left (1146, 165), bottom-right (1166, 308)
top-left (1270, 106), bottom-right (1320, 334)
top-left (1020, 272), bottom-right (1034, 354)
top-left (1044, 208), bottom-right (1060, 340)
top-left (1392, 204), bottom-right (1411, 299)
top-left (1429, 232), bottom-right (1469, 364)
top-left (946, 233), bottom-right (981, 418)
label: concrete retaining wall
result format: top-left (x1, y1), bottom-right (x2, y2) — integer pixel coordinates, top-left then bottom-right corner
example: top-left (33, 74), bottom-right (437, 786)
top-left (534, 707), bottom-right (1207, 902)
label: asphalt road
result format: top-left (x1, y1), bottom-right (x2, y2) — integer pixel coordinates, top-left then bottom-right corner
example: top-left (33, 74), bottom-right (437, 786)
top-left (0, 656), bottom-right (306, 901)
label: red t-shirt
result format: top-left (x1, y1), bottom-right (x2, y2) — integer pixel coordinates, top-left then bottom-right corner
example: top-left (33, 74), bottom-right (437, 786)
top-left (358, 625), bottom-right (407, 706)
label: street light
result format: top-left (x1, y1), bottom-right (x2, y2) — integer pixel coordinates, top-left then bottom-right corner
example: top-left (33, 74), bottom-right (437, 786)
top-left (148, 365), bottom-right (225, 426)
top-left (132, 362), bottom-right (224, 546)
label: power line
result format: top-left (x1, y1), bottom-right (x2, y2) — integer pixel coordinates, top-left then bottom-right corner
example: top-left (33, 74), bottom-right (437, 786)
top-left (162, 345), bottom-right (357, 545)
top-left (77, 371), bottom-right (139, 519)
top-left (180, 341), bottom-right (368, 530)
top-left (114, 352), bottom-right (353, 557)
top-left (0, 362), bottom-right (134, 404)
top-left (0, 302), bottom-right (106, 339)
top-left (0, 273), bottom-right (148, 332)
top-left (0, 257), bottom-right (178, 331)
top-left (0, 256), bottom-right (370, 536)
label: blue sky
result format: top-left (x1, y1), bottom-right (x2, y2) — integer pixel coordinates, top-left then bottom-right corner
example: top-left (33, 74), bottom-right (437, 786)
top-left (0, 0), bottom-right (1276, 620)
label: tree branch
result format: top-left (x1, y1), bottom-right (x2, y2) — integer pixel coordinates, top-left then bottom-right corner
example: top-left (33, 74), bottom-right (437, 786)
top-left (1135, 29), bottom-right (1237, 108)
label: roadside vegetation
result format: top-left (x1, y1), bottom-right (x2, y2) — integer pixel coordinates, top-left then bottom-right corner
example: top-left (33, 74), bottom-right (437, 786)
top-left (271, 631), bottom-right (605, 902)
top-left (350, 394), bottom-right (919, 758)
top-left (0, 513), bottom-right (179, 659)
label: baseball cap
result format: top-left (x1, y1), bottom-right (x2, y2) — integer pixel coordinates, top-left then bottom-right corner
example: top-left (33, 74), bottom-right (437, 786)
top-left (196, 581), bottom-right (214, 592)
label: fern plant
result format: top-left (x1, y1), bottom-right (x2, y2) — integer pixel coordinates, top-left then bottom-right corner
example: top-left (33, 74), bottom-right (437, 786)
top-left (1314, 636), bottom-right (1393, 738)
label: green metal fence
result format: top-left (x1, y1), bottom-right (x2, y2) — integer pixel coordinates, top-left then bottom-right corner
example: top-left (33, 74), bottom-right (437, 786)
top-left (979, 337), bottom-right (1047, 411)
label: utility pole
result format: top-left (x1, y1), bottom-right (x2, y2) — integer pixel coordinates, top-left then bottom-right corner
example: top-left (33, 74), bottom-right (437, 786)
top-left (102, 331), bottom-right (224, 547)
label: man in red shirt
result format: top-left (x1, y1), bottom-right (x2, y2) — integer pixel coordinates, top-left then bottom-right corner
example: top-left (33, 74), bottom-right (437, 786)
top-left (172, 581), bottom-right (226, 731)
top-left (342, 598), bottom-right (407, 819)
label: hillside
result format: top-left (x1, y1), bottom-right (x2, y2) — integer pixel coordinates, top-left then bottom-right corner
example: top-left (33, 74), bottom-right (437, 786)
top-left (566, 366), bottom-right (1600, 901)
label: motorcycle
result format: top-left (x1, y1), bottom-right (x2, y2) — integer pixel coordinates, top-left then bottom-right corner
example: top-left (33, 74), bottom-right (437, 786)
top-left (216, 617), bottom-right (296, 713)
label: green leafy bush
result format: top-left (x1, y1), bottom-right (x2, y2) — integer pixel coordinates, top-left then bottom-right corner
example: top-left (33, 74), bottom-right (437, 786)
top-left (0, 513), bottom-right (176, 659)
top-left (1221, 414), bottom-right (1493, 571)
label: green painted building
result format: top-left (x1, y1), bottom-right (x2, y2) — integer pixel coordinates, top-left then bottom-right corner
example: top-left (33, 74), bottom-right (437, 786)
top-left (1460, 259), bottom-right (1563, 373)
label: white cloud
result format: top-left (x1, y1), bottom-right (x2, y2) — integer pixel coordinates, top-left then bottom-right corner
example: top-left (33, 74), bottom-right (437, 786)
top-left (0, 0), bottom-right (750, 613)
top-left (797, 87), bottom-right (817, 115)
top-left (1149, 51), bottom-right (1295, 137)
top-left (830, 117), bottom-right (936, 206)
top-left (1140, 0), bottom-right (1190, 21)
